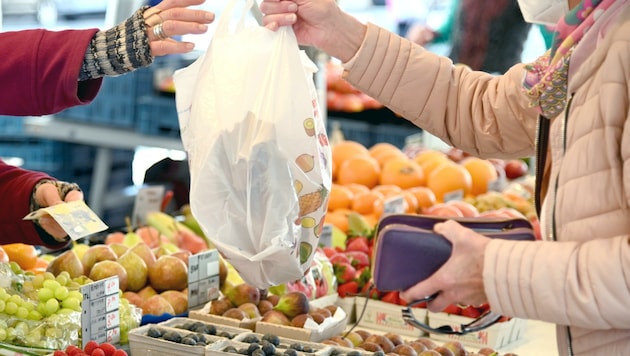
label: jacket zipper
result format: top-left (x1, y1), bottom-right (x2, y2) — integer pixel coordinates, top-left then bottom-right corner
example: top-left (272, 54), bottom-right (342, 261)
top-left (551, 95), bottom-right (575, 356)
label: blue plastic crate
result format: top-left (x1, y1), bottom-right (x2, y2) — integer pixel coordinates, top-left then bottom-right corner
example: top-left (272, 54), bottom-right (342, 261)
top-left (0, 139), bottom-right (69, 173)
top-left (0, 116), bottom-right (28, 138)
top-left (136, 96), bottom-right (180, 138)
top-left (373, 123), bottom-right (422, 149)
top-left (326, 117), bottom-right (374, 148)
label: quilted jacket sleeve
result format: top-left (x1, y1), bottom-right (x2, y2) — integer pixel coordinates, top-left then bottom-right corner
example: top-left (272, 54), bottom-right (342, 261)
top-left (0, 161), bottom-right (67, 249)
top-left (342, 23), bottom-right (540, 159)
top-left (0, 29), bottom-right (102, 116)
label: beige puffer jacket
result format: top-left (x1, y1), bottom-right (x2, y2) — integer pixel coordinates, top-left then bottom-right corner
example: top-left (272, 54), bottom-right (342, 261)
top-left (342, 3), bottom-right (630, 355)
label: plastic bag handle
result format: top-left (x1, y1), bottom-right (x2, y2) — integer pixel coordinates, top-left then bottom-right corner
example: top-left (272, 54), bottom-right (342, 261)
top-left (215, 0), bottom-right (257, 38)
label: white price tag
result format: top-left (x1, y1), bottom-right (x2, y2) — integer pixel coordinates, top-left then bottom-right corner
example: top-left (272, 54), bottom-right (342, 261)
top-left (383, 195), bottom-right (406, 215)
top-left (132, 185), bottom-right (166, 226)
top-left (80, 276), bottom-right (120, 350)
top-left (188, 249), bottom-right (220, 310)
top-left (318, 224), bottom-right (333, 247)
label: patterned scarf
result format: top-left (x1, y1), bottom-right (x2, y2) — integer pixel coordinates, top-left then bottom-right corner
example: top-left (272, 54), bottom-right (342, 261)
top-left (522, 0), bottom-right (616, 118)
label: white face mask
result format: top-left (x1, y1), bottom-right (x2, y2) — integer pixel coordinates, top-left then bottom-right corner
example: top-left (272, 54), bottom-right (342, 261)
top-left (517, 0), bottom-right (570, 26)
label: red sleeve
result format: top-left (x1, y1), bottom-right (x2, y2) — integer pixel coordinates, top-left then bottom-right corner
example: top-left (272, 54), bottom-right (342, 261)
top-left (0, 160), bottom-right (68, 249)
top-left (0, 29), bottom-right (103, 116)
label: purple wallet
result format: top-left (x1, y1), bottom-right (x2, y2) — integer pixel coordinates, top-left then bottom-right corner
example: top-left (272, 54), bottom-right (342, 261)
top-left (372, 214), bottom-right (535, 292)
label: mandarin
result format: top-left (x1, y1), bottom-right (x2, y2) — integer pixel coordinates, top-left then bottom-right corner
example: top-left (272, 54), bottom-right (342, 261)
top-left (405, 186), bottom-right (437, 211)
top-left (461, 157), bottom-right (499, 196)
top-left (380, 157), bottom-right (426, 189)
top-left (328, 184), bottom-right (354, 212)
top-left (344, 183), bottom-right (371, 196)
top-left (351, 190), bottom-right (385, 215)
top-left (2, 243), bottom-right (38, 270)
top-left (325, 211), bottom-right (350, 233)
top-left (336, 155), bottom-right (381, 188)
top-left (371, 184), bottom-right (403, 197)
top-left (331, 140), bottom-right (370, 170)
top-left (426, 162), bottom-right (473, 202)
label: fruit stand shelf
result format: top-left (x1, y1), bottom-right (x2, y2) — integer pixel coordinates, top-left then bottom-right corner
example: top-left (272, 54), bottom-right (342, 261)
top-left (23, 116), bottom-right (184, 216)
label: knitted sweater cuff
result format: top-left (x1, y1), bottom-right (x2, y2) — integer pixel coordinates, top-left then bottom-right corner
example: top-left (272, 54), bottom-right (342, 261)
top-left (79, 6), bottom-right (154, 80)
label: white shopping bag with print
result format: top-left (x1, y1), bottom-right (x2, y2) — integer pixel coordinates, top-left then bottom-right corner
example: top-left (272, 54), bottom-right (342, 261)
top-left (173, 0), bottom-right (332, 288)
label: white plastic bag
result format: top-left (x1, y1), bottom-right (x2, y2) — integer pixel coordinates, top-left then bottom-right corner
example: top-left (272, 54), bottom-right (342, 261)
top-left (173, 0), bottom-right (332, 288)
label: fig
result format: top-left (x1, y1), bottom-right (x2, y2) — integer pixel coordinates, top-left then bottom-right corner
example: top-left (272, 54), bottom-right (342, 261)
top-left (261, 310), bottom-right (291, 326)
top-left (418, 351), bottom-right (441, 356)
top-left (433, 346), bottom-right (455, 356)
top-left (290, 313), bottom-right (313, 328)
top-left (413, 337), bottom-right (438, 350)
top-left (365, 334), bottom-right (395, 353)
top-left (209, 298), bottom-right (233, 316)
top-left (355, 330), bottom-right (372, 340)
top-left (257, 299), bottom-right (274, 316)
top-left (310, 312), bottom-right (326, 324)
top-left (384, 332), bottom-right (404, 346)
top-left (273, 291), bottom-right (310, 319)
top-left (238, 302), bottom-right (261, 320)
top-left (408, 342), bottom-right (429, 354)
top-left (441, 341), bottom-right (466, 356)
top-left (225, 283), bottom-right (261, 307)
top-left (329, 336), bottom-right (353, 348)
top-left (358, 342), bottom-right (383, 352)
top-left (222, 308), bottom-right (247, 320)
top-left (393, 344), bottom-right (418, 356)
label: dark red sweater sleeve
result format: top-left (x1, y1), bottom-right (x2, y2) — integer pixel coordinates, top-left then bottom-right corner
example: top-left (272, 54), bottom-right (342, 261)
top-left (0, 28), bottom-right (103, 116)
top-left (0, 161), bottom-right (68, 248)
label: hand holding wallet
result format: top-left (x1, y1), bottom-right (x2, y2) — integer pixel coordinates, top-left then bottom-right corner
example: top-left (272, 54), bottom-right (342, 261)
top-left (372, 213), bottom-right (536, 292)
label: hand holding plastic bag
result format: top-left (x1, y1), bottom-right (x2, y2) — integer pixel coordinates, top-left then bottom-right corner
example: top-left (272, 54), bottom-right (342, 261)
top-left (174, 0), bottom-right (332, 288)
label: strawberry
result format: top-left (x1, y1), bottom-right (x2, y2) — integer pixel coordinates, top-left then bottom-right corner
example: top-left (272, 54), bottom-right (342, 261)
top-left (90, 349), bottom-right (105, 356)
top-left (83, 341), bottom-right (99, 356)
top-left (321, 247), bottom-right (338, 259)
top-left (360, 283), bottom-right (381, 299)
top-left (442, 304), bottom-right (462, 315)
top-left (54, 351), bottom-right (67, 356)
top-left (333, 262), bottom-right (357, 284)
top-left (346, 236), bottom-right (369, 254)
top-left (344, 250), bottom-right (370, 269)
top-left (460, 305), bottom-right (482, 319)
top-left (380, 291), bottom-right (400, 305)
top-left (337, 281), bottom-right (359, 298)
top-left (98, 343), bottom-right (117, 356)
top-left (111, 351), bottom-right (128, 356)
top-left (329, 253), bottom-right (351, 266)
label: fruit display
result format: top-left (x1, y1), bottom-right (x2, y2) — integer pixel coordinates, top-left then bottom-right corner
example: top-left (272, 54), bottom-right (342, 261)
top-left (52, 341), bottom-right (128, 356)
top-left (326, 61), bottom-right (384, 113)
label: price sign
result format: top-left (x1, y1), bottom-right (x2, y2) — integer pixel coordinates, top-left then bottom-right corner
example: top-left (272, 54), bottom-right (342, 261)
top-left (188, 249), bottom-right (220, 310)
top-left (132, 185), bottom-right (166, 226)
top-left (383, 195), bottom-right (406, 215)
top-left (443, 189), bottom-right (464, 203)
top-left (81, 276), bottom-right (120, 349)
top-left (318, 224), bottom-right (333, 247)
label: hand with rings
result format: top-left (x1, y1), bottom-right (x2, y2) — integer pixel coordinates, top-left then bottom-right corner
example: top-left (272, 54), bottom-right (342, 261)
top-left (143, 0), bottom-right (215, 56)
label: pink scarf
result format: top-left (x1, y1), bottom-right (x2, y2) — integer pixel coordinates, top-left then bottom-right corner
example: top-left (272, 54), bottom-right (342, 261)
top-left (522, 0), bottom-right (617, 118)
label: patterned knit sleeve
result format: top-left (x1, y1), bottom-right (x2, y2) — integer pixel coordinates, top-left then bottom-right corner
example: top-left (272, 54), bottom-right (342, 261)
top-left (79, 6), bottom-right (154, 81)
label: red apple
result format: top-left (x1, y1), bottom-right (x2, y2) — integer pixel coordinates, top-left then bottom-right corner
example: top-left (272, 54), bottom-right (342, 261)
top-left (504, 159), bottom-right (529, 180)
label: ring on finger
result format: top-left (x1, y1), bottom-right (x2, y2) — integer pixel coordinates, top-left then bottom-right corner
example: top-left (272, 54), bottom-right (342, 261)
top-left (153, 23), bottom-right (169, 41)
top-left (144, 7), bottom-right (164, 27)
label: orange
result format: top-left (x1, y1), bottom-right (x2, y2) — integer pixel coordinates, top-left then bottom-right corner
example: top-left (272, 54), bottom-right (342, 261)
top-left (380, 157), bottom-right (426, 189)
top-left (336, 155), bottom-right (381, 188)
top-left (374, 192), bottom-right (417, 217)
top-left (368, 142), bottom-right (401, 157)
top-left (426, 162), bottom-right (473, 202)
top-left (362, 214), bottom-right (379, 229)
top-left (351, 190), bottom-right (385, 215)
top-left (325, 211), bottom-right (350, 233)
top-left (2, 243), bottom-right (38, 270)
top-left (344, 183), bottom-right (371, 196)
top-left (331, 140), bottom-right (369, 170)
top-left (328, 184), bottom-right (354, 212)
top-left (461, 157), bottom-right (499, 196)
top-left (28, 257), bottom-right (49, 274)
top-left (413, 149), bottom-right (448, 166)
top-left (371, 184), bottom-right (403, 197)
top-left (401, 191), bottom-right (419, 213)
top-left (405, 186), bottom-right (437, 211)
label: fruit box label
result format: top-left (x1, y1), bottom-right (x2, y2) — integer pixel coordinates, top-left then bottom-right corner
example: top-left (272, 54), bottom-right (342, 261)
top-left (428, 312), bottom-right (515, 348)
top-left (355, 298), bottom-right (427, 337)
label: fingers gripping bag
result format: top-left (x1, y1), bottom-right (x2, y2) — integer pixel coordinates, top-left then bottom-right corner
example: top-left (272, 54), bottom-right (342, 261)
top-left (173, 0), bottom-right (332, 288)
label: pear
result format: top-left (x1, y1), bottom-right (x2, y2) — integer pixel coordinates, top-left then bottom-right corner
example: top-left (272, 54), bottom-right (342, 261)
top-left (88, 260), bottom-right (128, 291)
top-left (148, 255), bottom-right (188, 292)
top-left (224, 283), bottom-right (260, 307)
top-left (81, 244), bottom-right (117, 275)
top-left (160, 290), bottom-right (188, 315)
top-left (110, 243), bottom-right (130, 258)
top-left (71, 242), bottom-right (90, 261)
top-left (46, 250), bottom-right (84, 279)
top-left (118, 250), bottom-right (148, 292)
top-left (273, 291), bottom-right (310, 319)
top-left (131, 242), bottom-right (156, 269)
top-left (122, 231), bottom-right (143, 248)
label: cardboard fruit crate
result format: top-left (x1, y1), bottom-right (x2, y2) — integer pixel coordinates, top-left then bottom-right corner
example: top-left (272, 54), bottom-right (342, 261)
top-left (254, 307), bottom-right (347, 343)
top-left (188, 301), bottom-right (259, 331)
top-left (426, 312), bottom-right (523, 349)
top-left (335, 297), bottom-right (356, 324)
top-left (159, 317), bottom-right (252, 339)
top-left (354, 297), bottom-right (428, 338)
top-left (128, 323), bottom-right (229, 356)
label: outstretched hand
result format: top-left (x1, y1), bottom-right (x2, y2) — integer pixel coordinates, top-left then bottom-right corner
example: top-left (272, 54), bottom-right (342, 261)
top-left (399, 220), bottom-right (491, 312)
top-left (34, 182), bottom-right (84, 240)
top-left (144, 0), bottom-right (215, 56)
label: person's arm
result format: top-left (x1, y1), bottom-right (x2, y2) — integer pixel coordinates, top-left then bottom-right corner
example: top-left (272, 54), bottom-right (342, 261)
top-left (342, 23), bottom-right (539, 159)
top-left (0, 161), bottom-right (69, 248)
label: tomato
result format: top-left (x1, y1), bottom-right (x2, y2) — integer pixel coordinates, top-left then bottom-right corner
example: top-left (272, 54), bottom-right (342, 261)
top-left (1, 243), bottom-right (38, 270)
